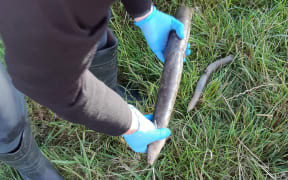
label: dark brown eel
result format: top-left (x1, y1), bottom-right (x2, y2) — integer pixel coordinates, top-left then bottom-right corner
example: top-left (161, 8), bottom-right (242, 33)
top-left (187, 55), bottom-right (234, 112)
top-left (147, 6), bottom-right (194, 165)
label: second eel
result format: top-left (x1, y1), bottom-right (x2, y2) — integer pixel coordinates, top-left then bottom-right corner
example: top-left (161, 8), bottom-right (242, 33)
top-left (187, 55), bottom-right (234, 112)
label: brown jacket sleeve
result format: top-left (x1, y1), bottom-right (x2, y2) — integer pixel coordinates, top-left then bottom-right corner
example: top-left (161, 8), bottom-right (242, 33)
top-left (0, 0), bottom-right (132, 136)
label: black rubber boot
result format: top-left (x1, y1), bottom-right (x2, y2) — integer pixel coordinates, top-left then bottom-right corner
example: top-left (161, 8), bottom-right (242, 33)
top-left (89, 29), bottom-right (141, 102)
top-left (0, 63), bottom-right (64, 180)
top-left (89, 29), bottom-right (118, 89)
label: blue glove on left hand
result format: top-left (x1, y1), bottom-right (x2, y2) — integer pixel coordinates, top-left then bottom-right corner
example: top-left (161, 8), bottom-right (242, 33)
top-left (135, 6), bottom-right (191, 63)
top-left (123, 105), bottom-right (171, 153)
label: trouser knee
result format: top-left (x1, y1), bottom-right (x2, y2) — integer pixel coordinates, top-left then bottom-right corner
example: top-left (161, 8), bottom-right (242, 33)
top-left (0, 63), bottom-right (27, 146)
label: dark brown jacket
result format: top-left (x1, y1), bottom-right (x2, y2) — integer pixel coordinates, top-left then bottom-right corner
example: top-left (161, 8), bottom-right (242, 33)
top-left (0, 0), bottom-right (152, 136)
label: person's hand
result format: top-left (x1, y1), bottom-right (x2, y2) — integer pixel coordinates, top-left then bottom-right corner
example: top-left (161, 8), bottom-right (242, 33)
top-left (123, 105), bottom-right (171, 153)
top-left (135, 6), bottom-right (191, 63)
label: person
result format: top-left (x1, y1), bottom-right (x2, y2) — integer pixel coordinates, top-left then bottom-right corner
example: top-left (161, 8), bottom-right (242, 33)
top-left (0, 0), bottom-right (190, 179)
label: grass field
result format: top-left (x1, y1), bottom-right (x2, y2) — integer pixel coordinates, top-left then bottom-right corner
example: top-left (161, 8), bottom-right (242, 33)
top-left (1, 0), bottom-right (288, 179)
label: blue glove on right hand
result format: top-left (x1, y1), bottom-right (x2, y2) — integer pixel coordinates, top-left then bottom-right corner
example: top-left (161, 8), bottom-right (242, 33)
top-left (123, 105), bottom-right (171, 153)
top-left (135, 6), bottom-right (191, 63)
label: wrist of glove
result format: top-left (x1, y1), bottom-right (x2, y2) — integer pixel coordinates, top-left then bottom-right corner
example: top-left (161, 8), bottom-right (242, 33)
top-left (123, 105), bottom-right (171, 153)
top-left (135, 6), bottom-right (191, 63)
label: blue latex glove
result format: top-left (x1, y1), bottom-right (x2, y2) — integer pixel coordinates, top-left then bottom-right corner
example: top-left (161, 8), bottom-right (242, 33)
top-left (123, 105), bottom-right (171, 153)
top-left (135, 6), bottom-right (191, 63)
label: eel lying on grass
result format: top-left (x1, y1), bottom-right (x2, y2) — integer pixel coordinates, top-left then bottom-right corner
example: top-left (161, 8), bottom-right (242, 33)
top-left (187, 55), bottom-right (234, 112)
top-left (147, 6), bottom-right (194, 165)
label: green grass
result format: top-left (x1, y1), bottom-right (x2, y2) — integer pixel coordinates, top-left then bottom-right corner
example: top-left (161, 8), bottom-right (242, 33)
top-left (1, 0), bottom-right (288, 179)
